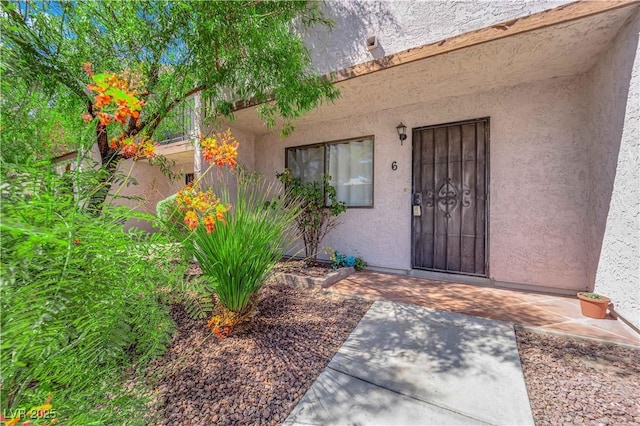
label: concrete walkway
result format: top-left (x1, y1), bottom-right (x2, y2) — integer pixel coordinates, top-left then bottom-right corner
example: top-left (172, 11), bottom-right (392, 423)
top-left (285, 300), bottom-right (534, 425)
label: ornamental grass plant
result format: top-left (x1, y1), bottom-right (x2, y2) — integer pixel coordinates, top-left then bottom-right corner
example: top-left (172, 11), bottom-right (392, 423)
top-left (191, 170), bottom-right (301, 331)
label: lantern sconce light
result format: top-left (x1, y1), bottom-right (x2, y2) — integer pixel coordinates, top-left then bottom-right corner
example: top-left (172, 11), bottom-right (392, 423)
top-left (396, 122), bottom-right (407, 145)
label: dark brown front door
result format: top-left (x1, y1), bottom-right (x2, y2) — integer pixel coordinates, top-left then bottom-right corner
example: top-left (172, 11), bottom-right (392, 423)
top-left (412, 118), bottom-right (488, 276)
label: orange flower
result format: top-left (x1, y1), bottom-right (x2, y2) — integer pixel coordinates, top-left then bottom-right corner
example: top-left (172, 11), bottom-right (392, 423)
top-left (184, 211), bottom-right (199, 230)
top-left (139, 141), bottom-right (156, 159)
top-left (203, 214), bottom-right (216, 234)
top-left (200, 130), bottom-right (239, 168)
top-left (98, 112), bottom-right (111, 126)
top-left (84, 67), bottom-right (145, 128)
top-left (94, 93), bottom-right (112, 109)
top-left (82, 113), bottom-right (93, 122)
top-left (216, 204), bottom-right (231, 223)
top-left (113, 110), bottom-right (129, 125)
top-left (173, 158), bottom-right (237, 234)
top-left (118, 138), bottom-right (137, 158)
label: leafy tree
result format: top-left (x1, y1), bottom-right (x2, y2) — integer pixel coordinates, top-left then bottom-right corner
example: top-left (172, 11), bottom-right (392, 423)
top-left (277, 169), bottom-right (346, 263)
top-left (0, 67), bottom-right (85, 166)
top-left (1, 0), bottom-right (339, 206)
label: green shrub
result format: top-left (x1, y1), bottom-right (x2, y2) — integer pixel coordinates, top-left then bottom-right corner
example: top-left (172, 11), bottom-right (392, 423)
top-left (0, 166), bottom-right (176, 425)
top-left (192, 170), bottom-right (300, 316)
top-left (276, 169), bottom-right (346, 263)
top-left (157, 194), bottom-right (182, 230)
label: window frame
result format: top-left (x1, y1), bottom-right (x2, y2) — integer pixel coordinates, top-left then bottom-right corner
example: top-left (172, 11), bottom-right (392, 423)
top-left (284, 135), bottom-right (375, 209)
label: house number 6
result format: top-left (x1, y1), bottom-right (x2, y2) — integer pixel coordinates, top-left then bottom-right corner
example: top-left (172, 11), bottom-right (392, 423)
top-left (391, 161), bottom-right (398, 171)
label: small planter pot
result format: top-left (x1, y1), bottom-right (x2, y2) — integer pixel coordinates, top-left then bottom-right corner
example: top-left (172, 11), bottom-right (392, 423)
top-left (577, 292), bottom-right (611, 319)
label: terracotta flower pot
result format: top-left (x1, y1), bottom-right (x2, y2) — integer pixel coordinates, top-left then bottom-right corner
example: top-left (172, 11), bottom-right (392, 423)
top-left (577, 292), bottom-right (611, 319)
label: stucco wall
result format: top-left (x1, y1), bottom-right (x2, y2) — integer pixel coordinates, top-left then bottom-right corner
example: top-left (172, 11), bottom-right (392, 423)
top-left (303, 0), bottom-right (572, 74)
top-left (111, 159), bottom-right (189, 232)
top-left (586, 11), bottom-right (640, 328)
top-left (253, 75), bottom-right (591, 291)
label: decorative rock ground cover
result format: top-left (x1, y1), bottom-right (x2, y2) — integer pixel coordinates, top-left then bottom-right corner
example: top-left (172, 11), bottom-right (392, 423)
top-left (516, 329), bottom-right (640, 425)
top-left (145, 264), bottom-right (639, 425)
top-left (146, 279), bottom-right (371, 425)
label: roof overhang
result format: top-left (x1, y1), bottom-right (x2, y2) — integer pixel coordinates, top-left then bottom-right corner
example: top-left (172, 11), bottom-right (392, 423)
top-left (229, 0), bottom-right (639, 136)
top-left (155, 140), bottom-right (194, 164)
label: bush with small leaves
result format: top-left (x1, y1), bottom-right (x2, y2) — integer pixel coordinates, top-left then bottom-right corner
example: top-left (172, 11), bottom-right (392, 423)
top-left (1, 167), bottom-right (176, 424)
top-left (277, 169), bottom-right (346, 264)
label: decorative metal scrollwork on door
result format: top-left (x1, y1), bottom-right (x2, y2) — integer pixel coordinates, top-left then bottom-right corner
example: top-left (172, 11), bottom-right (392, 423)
top-left (462, 189), bottom-right (471, 208)
top-left (431, 178), bottom-right (473, 218)
top-left (425, 190), bottom-right (434, 207)
top-left (412, 118), bottom-right (488, 275)
top-left (437, 178), bottom-right (457, 218)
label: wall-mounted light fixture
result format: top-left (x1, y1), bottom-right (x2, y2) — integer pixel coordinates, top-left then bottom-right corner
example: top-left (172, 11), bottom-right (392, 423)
top-left (396, 122), bottom-right (407, 145)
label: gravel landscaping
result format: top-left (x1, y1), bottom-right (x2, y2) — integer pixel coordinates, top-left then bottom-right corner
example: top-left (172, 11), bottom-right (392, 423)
top-left (146, 266), bottom-right (639, 426)
top-left (517, 329), bottom-right (640, 425)
top-left (147, 280), bottom-right (372, 425)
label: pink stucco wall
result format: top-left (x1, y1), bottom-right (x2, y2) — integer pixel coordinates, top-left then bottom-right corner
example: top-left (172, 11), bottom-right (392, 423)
top-left (110, 159), bottom-right (187, 232)
top-left (585, 10), bottom-right (640, 329)
top-left (303, 0), bottom-right (572, 75)
top-left (253, 75), bottom-right (592, 292)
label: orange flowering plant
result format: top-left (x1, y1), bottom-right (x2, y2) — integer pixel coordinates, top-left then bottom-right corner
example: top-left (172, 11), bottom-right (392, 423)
top-left (172, 130), bottom-right (239, 234)
top-left (200, 129), bottom-right (239, 168)
top-left (82, 63), bottom-right (156, 160)
top-left (188, 168), bottom-right (302, 338)
top-left (206, 309), bottom-right (243, 339)
top-left (175, 185), bottom-right (231, 234)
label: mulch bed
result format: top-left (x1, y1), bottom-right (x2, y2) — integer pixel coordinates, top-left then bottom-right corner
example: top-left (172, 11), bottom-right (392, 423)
top-left (516, 329), bottom-right (640, 425)
top-left (147, 280), bottom-right (371, 425)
